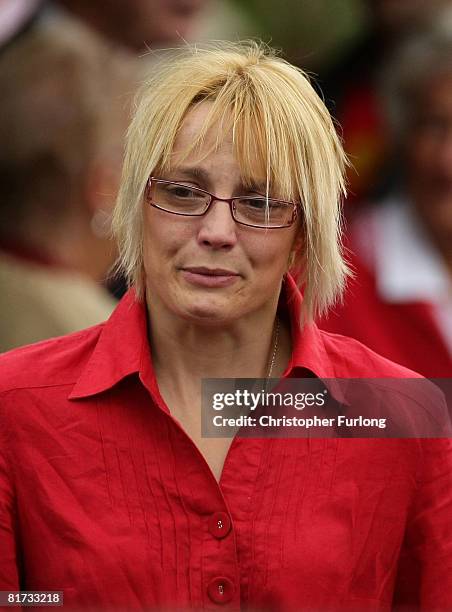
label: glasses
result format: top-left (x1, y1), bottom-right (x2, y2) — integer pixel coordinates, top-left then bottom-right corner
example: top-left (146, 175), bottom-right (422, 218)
top-left (145, 177), bottom-right (299, 229)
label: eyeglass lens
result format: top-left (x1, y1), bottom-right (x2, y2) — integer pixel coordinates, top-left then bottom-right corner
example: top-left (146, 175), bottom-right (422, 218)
top-left (150, 181), bottom-right (294, 227)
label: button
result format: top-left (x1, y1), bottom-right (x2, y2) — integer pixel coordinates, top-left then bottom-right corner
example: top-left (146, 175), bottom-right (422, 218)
top-left (207, 577), bottom-right (235, 604)
top-left (208, 512), bottom-right (231, 539)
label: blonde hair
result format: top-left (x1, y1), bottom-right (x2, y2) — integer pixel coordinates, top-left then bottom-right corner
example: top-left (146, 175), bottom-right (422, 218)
top-left (112, 41), bottom-right (350, 322)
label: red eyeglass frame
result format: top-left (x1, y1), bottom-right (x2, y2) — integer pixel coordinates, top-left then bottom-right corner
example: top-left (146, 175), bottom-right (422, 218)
top-left (145, 177), bottom-right (299, 229)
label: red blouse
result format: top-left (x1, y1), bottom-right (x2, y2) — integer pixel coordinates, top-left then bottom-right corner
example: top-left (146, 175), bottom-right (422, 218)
top-left (0, 276), bottom-right (451, 611)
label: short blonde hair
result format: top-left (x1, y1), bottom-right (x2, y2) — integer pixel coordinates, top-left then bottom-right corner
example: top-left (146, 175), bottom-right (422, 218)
top-left (112, 41), bottom-right (350, 322)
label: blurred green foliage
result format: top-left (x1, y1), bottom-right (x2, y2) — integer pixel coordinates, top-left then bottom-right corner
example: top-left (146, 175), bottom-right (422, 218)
top-left (229, 0), bottom-right (367, 69)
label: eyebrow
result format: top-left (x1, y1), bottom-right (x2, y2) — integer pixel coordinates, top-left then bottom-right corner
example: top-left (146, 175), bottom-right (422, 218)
top-left (171, 167), bottom-right (210, 184)
top-left (169, 166), bottom-right (267, 193)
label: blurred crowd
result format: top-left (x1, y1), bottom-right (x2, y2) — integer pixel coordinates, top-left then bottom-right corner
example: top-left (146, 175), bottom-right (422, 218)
top-left (320, 0), bottom-right (452, 377)
top-left (0, 0), bottom-right (451, 378)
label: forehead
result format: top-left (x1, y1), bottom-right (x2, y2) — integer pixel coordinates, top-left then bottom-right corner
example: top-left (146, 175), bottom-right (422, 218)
top-left (167, 101), bottom-right (268, 188)
top-left (171, 102), bottom-right (233, 157)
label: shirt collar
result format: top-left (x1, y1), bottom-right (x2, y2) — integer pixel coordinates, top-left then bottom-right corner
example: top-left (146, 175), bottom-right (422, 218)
top-left (69, 274), bottom-right (342, 402)
top-left (282, 274), bottom-right (348, 404)
top-left (282, 274), bottom-right (338, 379)
top-left (68, 289), bottom-right (159, 401)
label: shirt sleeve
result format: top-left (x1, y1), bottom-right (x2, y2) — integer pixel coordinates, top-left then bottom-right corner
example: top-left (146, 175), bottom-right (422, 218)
top-left (0, 397), bottom-right (20, 589)
top-left (393, 438), bottom-right (452, 609)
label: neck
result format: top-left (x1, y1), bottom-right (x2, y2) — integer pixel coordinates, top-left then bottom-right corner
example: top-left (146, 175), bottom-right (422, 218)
top-left (146, 290), bottom-right (292, 409)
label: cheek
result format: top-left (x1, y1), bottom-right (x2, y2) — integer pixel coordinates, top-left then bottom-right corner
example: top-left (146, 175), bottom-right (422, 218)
top-left (142, 211), bottom-right (190, 271)
top-left (249, 233), bottom-right (295, 278)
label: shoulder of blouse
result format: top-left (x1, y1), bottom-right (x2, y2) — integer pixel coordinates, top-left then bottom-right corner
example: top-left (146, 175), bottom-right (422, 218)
top-left (0, 322), bottom-right (105, 395)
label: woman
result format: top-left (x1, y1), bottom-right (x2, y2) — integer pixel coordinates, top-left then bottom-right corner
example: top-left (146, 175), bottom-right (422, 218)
top-left (0, 41), bottom-right (451, 611)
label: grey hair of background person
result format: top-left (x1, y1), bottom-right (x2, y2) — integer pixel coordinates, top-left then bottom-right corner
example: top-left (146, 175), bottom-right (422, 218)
top-left (379, 10), bottom-right (452, 140)
top-left (0, 15), bottom-right (135, 239)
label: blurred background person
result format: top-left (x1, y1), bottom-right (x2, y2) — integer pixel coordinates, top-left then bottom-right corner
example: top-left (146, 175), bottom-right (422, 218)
top-left (0, 17), bottom-right (136, 352)
top-left (320, 0), bottom-right (452, 208)
top-left (0, 0), bottom-right (212, 54)
top-left (320, 19), bottom-right (452, 377)
top-left (53, 0), bottom-right (210, 52)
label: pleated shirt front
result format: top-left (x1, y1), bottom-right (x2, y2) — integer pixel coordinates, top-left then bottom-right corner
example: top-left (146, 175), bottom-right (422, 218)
top-left (1, 277), bottom-right (451, 611)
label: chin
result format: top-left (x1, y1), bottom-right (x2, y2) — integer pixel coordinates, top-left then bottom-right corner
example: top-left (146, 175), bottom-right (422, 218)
top-left (178, 299), bottom-right (238, 326)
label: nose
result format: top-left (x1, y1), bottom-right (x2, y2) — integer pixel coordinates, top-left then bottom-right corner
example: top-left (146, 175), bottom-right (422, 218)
top-left (196, 198), bottom-right (238, 250)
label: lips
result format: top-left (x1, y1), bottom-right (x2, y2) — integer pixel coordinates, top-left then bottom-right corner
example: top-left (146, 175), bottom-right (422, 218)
top-left (180, 266), bottom-right (240, 288)
top-left (182, 267), bottom-right (239, 276)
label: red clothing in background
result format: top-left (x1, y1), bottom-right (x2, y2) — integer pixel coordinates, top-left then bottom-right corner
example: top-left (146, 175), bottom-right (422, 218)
top-left (321, 250), bottom-right (452, 378)
top-left (320, 201), bottom-right (452, 378)
top-left (1, 276), bottom-right (451, 611)
top-left (319, 32), bottom-right (390, 207)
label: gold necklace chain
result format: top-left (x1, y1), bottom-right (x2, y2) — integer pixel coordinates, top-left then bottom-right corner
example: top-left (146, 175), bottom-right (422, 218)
top-left (266, 317), bottom-right (280, 379)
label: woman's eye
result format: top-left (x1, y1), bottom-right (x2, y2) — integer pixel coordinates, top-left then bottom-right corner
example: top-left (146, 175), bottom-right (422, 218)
top-left (244, 198), bottom-right (266, 209)
top-left (167, 186), bottom-right (196, 198)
